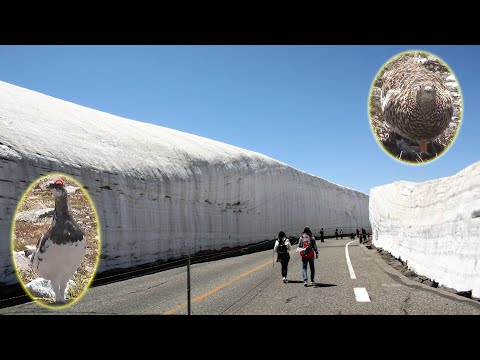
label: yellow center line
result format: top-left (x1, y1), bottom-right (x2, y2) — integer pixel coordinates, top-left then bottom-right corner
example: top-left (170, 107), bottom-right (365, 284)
top-left (164, 259), bottom-right (272, 315)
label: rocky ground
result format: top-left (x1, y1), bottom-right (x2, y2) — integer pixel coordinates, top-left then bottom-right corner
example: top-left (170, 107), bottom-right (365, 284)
top-left (362, 239), bottom-right (478, 301)
top-left (369, 51), bottom-right (462, 164)
top-left (12, 176), bottom-right (99, 306)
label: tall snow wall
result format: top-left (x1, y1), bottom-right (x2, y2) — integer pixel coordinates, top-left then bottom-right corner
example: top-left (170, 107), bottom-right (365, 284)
top-left (0, 81), bottom-right (370, 286)
top-left (370, 162), bottom-right (480, 298)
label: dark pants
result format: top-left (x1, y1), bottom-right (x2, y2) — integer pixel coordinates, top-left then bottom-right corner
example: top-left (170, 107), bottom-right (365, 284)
top-left (280, 260), bottom-right (289, 278)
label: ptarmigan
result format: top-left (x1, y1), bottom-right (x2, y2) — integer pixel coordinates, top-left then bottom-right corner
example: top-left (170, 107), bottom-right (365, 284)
top-left (380, 59), bottom-right (453, 153)
top-left (30, 178), bottom-right (86, 304)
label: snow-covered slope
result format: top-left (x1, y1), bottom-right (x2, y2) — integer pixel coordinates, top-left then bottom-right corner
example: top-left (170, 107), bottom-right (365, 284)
top-left (370, 162), bottom-right (480, 298)
top-left (0, 81), bottom-right (370, 286)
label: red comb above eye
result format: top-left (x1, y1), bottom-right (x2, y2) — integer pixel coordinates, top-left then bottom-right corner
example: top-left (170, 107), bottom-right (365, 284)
top-left (54, 179), bottom-right (64, 186)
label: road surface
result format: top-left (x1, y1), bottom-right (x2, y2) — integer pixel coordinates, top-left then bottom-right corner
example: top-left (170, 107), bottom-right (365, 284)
top-left (1, 239), bottom-right (480, 315)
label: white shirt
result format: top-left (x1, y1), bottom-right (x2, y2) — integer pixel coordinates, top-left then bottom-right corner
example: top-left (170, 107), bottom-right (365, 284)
top-left (274, 237), bottom-right (292, 253)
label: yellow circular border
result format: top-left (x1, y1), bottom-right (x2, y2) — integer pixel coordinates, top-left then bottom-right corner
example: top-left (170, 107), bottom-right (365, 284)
top-left (368, 49), bottom-right (464, 165)
top-left (10, 172), bottom-right (102, 310)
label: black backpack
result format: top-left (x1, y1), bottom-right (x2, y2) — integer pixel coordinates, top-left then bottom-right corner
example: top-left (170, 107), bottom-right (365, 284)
top-left (277, 238), bottom-right (287, 254)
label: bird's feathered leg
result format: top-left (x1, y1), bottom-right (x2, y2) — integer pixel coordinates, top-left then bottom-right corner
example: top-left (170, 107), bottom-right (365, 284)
top-left (51, 278), bottom-right (66, 304)
top-left (58, 278), bottom-right (69, 304)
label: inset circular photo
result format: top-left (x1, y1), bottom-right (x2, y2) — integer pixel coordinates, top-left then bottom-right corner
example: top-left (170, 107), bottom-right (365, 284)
top-left (11, 173), bottom-right (100, 309)
top-left (369, 50), bottom-right (462, 164)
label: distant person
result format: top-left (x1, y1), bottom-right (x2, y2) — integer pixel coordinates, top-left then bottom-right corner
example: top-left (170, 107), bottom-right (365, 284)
top-left (274, 231), bottom-right (292, 283)
top-left (362, 228), bottom-right (367, 243)
top-left (350, 232), bottom-right (355, 240)
top-left (339, 229), bottom-right (343, 239)
top-left (335, 229), bottom-right (338, 240)
top-left (356, 228), bottom-right (360, 240)
top-left (297, 226), bottom-right (319, 287)
top-left (320, 228), bottom-right (324, 243)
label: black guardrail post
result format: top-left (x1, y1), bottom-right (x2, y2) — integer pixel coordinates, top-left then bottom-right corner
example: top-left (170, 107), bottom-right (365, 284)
top-left (187, 255), bottom-right (191, 315)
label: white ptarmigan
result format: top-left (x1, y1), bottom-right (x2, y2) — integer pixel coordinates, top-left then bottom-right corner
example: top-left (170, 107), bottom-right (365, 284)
top-left (29, 178), bottom-right (86, 304)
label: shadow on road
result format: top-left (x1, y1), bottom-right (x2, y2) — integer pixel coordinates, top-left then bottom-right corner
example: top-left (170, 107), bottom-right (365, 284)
top-left (309, 283), bottom-right (336, 288)
top-left (283, 280), bottom-right (337, 288)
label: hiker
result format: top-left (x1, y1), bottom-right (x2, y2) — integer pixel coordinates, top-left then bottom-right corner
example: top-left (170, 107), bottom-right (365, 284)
top-left (297, 226), bottom-right (318, 287)
top-left (274, 231), bottom-right (292, 283)
top-left (339, 229), bottom-right (343, 239)
top-left (320, 227), bottom-right (324, 243)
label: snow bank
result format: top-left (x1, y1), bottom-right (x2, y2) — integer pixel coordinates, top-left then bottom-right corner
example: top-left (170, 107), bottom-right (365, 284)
top-left (0, 81), bottom-right (370, 286)
top-left (370, 162), bottom-right (480, 297)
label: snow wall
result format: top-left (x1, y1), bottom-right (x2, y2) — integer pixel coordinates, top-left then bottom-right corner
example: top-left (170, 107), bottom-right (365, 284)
top-left (0, 81), bottom-right (370, 286)
top-left (370, 162), bottom-right (480, 298)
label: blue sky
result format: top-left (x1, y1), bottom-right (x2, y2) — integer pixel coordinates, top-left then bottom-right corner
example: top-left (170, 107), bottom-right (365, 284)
top-left (0, 45), bottom-right (478, 194)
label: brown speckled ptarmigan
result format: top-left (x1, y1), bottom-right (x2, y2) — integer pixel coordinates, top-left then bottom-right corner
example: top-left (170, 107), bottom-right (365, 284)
top-left (29, 178), bottom-right (86, 304)
top-left (380, 59), bottom-right (453, 153)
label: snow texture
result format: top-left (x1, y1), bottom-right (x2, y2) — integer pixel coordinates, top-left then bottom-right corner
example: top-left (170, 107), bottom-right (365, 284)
top-left (26, 277), bottom-right (74, 300)
top-left (16, 208), bottom-right (54, 222)
top-left (13, 251), bottom-right (31, 273)
top-left (370, 162), bottom-right (480, 298)
top-left (0, 80), bottom-right (370, 286)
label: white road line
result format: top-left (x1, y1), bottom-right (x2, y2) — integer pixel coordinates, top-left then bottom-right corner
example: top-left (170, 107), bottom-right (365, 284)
top-left (345, 240), bottom-right (356, 279)
top-left (354, 287), bottom-right (371, 302)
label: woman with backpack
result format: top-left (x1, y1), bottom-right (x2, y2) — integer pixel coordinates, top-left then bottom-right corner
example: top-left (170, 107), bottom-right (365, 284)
top-left (297, 226), bottom-right (319, 287)
top-left (274, 231), bottom-right (292, 283)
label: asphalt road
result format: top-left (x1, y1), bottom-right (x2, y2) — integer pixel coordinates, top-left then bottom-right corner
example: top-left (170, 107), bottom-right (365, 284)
top-left (2, 239), bottom-right (480, 315)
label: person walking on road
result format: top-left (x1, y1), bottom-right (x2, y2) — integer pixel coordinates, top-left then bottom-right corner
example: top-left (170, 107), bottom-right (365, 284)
top-left (361, 227), bottom-right (367, 243)
top-left (339, 229), bottom-right (343, 239)
top-left (274, 231), bottom-right (292, 283)
top-left (297, 226), bottom-right (318, 287)
top-left (335, 228), bottom-right (338, 239)
top-left (320, 227), bottom-right (324, 243)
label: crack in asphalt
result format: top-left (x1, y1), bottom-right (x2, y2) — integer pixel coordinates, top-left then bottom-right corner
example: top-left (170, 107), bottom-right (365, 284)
top-left (223, 253), bottom-right (304, 314)
top-left (227, 271), bottom-right (277, 315)
top-left (365, 247), bottom-right (480, 310)
top-left (285, 296), bottom-right (297, 304)
top-left (146, 281), bottom-right (167, 290)
top-left (402, 291), bottom-right (411, 315)
top-left (384, 271), bottom-right (480, 309)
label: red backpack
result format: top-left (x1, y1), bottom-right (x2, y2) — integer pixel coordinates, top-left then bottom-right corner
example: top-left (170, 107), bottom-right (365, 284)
top-left (300, 234), bottom-right (314, 259)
